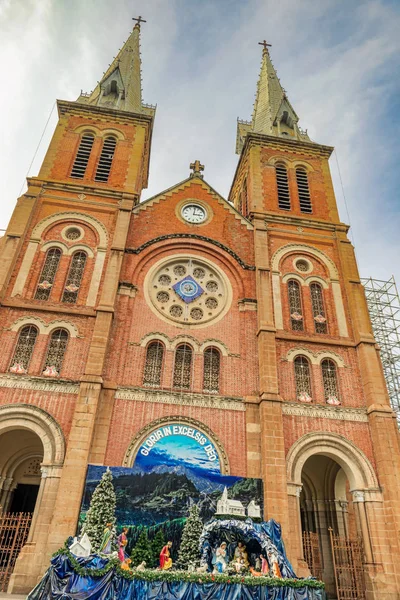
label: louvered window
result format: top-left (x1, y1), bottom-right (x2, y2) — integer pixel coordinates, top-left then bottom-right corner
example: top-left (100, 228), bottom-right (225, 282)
top-left (310, 283), bottom-right (327, 334)
top-left (296, 168), bottom-right (312, 213)
top-left (203, 347), bottom-right (220, 393)
top-left (321, 359), bottom-right (340, 404)
top-left (276, 164), bottom-right (291, 210)
top-left (143, 341), bottom-right (164, 387)
top-left (43, 329), bottom-right (69, 377)
top-left (288, 280), bottom-right (304, 331)
top-left (34, 248), bottom-right (62, 301)
top-left (294, 356), bottom-right (312, 402)
top-left (95, 137), bottom-right (117, 182)
top-left (9, 325), bottom-right (38, 374)
top-left (62, 251), bottom-right (87, 303)
top-left (70, 133), bottom-right (95, 179)
top-left (173, 344), bottom-right (193, 390)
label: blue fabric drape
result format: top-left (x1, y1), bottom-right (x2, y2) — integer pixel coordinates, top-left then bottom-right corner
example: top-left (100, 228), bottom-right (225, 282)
top-left (28, 555), bottom-right (326, 600)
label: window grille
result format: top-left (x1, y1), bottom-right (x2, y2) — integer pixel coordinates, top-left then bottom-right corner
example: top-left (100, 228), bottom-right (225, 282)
top-left (276, 164), bottom-right (291, 210)
top-left (9, 325), bottom-right (38, 374)
top-left (173, 344), bottom-right (193, 389)
top-left (294, 356), bottom-right (312, 402)
top-left (143, 341), bottom-right (164, 387)
top-left (70, 133), bottom-right (95, 179)
top-left (34, 248), bottom-right (62, 301)
top-left (296, 168), bottom-right (312, 213)
top-left (288, 280), bottom-right (304, 331)
top-left (321, 359), bottom-right (340, 404)
top-left (94, 136), bottom-right (117, 182)
top-left (203, 347), bottom-right (220, 393)
top-left (62, 251), bottom-right (87, 303)
top-left (43, 329), bottom-right (69, 377)
top-left (310, 283), bottom-right (328, 334)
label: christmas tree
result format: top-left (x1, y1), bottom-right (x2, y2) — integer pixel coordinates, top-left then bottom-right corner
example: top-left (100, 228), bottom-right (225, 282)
top-left (131, 529), bottom-right (153, 566)
top-left (82, 468), bottom-right (116, 551)
top-left (151, 529), bottom-right (165, 567)
top-left (176, 504), bottom-right (203, 569)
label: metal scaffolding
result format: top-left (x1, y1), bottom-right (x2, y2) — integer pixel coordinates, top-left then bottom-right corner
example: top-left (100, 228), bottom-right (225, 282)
top-left (361, 276), bottom-right (400, 423)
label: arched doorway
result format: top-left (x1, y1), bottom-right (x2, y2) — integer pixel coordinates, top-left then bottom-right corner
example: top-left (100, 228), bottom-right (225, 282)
top-left (287, 432), bottom-right (380, 600)
top-left (0, 404), bottom-right (65, 592)
top-left (300, 454), bottom-right (357, 598)
top-left (0, 429), bottom-right (44, 513)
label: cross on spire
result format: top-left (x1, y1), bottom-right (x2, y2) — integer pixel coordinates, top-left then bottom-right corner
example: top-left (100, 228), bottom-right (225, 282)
top-left (258, 40), bottom-right (272, 53)
top-left (190, 160), bottom-right (204, 179)
top-left (132, 15), bottom-right (146, 26)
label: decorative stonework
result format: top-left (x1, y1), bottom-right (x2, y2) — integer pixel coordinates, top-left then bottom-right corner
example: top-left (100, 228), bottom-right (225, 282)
top-left (144, 254), bottom-right (232, 328)
top-left (122, 415), bottom-right (231, 474)
top-left (284, 347), bottom-right (346, 367)
top-left (125, 234), bottom-right (256, 271)
top-left (271, 243), bottom-right (339, 280)
top-left (0, 374), bottom-right (79, 394)
top-left (115, 386), bottom-right (245, 412)
top-left (282, 401), bottom-right (368, 422)
top-left (31, 211), bottom-right (108, 249)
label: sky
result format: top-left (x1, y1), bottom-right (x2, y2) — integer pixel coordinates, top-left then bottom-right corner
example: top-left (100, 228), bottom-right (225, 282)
top-left (1, 0), bottom-right (400, 287)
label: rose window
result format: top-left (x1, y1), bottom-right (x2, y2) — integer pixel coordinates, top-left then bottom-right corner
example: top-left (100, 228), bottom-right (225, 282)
top-left (147, 257), bottom-right (230, 325)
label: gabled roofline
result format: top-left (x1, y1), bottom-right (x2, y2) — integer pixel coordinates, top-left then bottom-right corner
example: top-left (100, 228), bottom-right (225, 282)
top-left (135, 175), bottom-right (253, 230)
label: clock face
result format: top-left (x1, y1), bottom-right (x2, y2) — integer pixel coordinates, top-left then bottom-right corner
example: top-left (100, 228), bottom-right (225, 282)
top-left (181, 203), bottom-right (207, 224)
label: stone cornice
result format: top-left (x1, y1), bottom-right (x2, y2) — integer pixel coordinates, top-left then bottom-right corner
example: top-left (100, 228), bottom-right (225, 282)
top-left (1, 298), bottom-right (96, 317)
top-left (57, 99), bottom-right (154, 127)
top-left (27, 177), bottom-right (138, 203)
top-left (282, 401), bottom-right (368, 422)
top-left (0, 374), bottom-right (79, 394)
top-left (115, 386), bottom-right (246, 411)
top-left (244, 133), bottom-right (334, 158)
top-left (276, 332), bottom-right (355, 347)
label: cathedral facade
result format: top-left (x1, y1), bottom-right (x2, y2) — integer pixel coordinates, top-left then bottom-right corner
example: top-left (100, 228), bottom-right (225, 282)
top-left (1, 23), bottom-right (400, 599)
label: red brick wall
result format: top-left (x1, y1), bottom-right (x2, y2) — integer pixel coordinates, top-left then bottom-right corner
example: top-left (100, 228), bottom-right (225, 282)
top-left (104, 398), bottom-right (247, 476)
top-left (0, 387), bottom-right (76, 439)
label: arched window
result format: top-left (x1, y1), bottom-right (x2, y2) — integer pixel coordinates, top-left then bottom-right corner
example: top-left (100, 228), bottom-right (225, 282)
top-left (276, 164), bottom-right (291, 210)
top-left (9, 325), bottom-right (38, 374)
top-left (43, 329), bottom-right (69, 377)
top-left (294, 356), bottom-right (312, 402)
top-left (62, 251), bottom-right (87, 303)
top-left (288, 280), bottom-right (304, 331)
top-left (173, 344), bottom-right (193, 390)
top-left (70, 133), bottom-right (95, 179)
top-left (321, 359), bottom-right (340, 404)
top-left (296, 168), bottom-right (312, 213)
top-left (95, 136), bottom-right (117, 182)
top-left (143, 341), bottom-right (164, 387)
top-left (203, 347), bottom-right (220, 393)
top-left (310, 283), bottom-right (327, 334)
top-left (34, 248), bottom-right (62, 301)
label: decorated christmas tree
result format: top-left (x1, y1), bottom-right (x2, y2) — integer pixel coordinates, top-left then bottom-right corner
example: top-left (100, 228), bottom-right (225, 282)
top-left (176, 504), bottom-right (203, 569)
top-left (151, 529), bottom-right (165, 567)
top-left (82, 468), bottom-right (116, 552)
top-left (131, 529), bottom-right (153, 566)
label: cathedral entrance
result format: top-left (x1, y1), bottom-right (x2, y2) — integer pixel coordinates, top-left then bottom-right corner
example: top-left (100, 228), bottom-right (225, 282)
top-left (0, 428), bottom-right (43, 591)
top-left (300, 455), bottom-right (365, 599)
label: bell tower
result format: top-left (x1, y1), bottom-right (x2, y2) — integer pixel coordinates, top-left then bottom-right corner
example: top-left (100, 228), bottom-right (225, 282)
top-left (4, 21), bottom-right (156, 592)
top-left (230, 43), bottom-right (400, 597)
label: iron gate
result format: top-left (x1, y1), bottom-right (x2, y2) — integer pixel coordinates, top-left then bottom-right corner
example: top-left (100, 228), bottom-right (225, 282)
top-left (329, 528), bottom-right (366, 600)
top-left (302, 531), bottom-right (323, 581)
top-left (0, 512), bottom-right (32, 591)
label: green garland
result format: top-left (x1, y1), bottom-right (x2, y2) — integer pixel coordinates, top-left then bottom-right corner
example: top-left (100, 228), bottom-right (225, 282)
top-left (53, 545), bottom-right (324, 590)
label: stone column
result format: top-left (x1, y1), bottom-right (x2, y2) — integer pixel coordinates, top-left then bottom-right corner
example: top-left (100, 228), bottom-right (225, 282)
top-left (287, 482), bottom-right (309, 575)
top-left (8, 464), bottom-right (63, 594)
top-left (0, 477), bottom-right (14, 512)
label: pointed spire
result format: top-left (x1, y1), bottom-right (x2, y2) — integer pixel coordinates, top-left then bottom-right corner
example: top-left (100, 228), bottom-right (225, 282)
top-left (77, 20), bottom-right (155, 117)
top-left (236, 41), bottom-right (309, 153)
